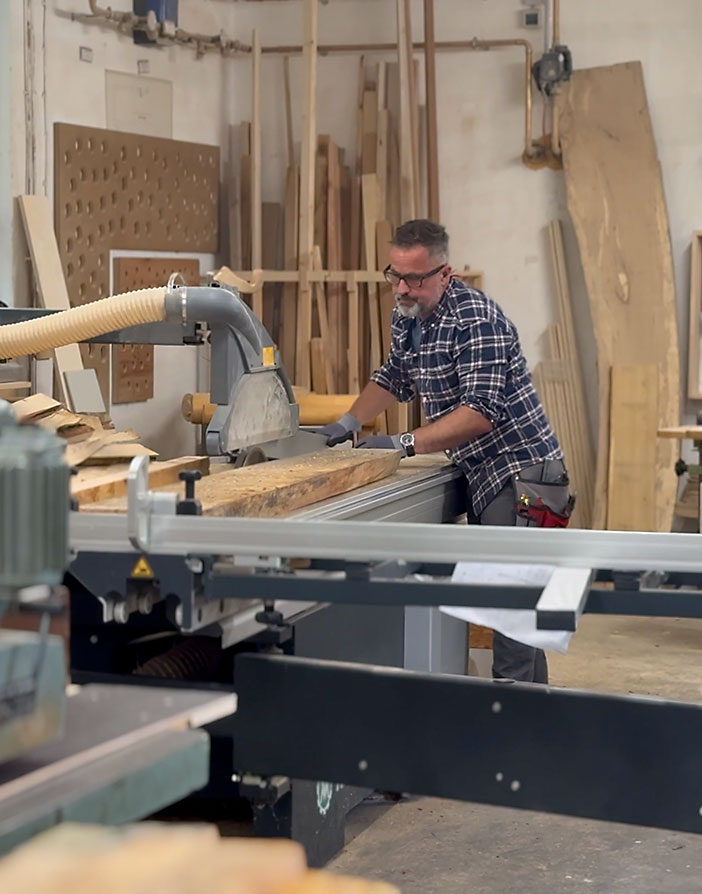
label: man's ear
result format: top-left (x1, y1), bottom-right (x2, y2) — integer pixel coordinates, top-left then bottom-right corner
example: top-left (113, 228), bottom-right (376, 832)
top-left (443, 265), bottom-right (453, 281)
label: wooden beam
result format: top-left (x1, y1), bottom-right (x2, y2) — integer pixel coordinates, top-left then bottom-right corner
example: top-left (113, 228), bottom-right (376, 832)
top-left (312, 245), bottom-right (335, 394)
top-left (281, 165), bottom-right (299, 379)
top-left (362, 174), bottom-right (382, 376)
top-left (327, 141), bottom-right (344, 391)
top-left (423, 0), bottom-right (440, 220)
top-left (251, 30), bottom-right (262, 272)
top-left (396, 0), bottom-right (417, 221)
top-left (84, 450), bottom-right (402, 518)
top-left (607, 364), bottom-right (658, 531)
top-left (283, 55), bottom-right (295, 168)
top-left (17, 195), bottom-right (84, 408)
top-left (347, 272), bottom-right (361, 393)
top-left (295, 0), bottom-right (318, 388)
top-left (72, 457), bottom-right (209, 505)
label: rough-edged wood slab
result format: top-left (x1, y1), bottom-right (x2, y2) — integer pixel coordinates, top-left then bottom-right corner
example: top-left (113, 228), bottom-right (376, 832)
top-left (555, 62), bottom-right (680, 532)
top-left (72, 457), bottom-right (209, 505)
top-left (83, 450), bottom-right (401, 517)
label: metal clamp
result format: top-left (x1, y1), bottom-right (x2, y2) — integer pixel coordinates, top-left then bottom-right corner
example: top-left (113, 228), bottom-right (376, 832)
top-left (127, 456), bottom-right (177, 552)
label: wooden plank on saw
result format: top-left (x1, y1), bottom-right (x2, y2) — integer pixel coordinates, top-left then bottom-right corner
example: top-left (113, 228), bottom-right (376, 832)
top-left (17, 195), bottom-right (85, 408)
top-left (72, 456), bottom-right (209, 505)
top-left (555, 62), bottom-right (680, 533)
top-left (295, 0), bottom-right (318, 389)
top-left (83, 450), bottom-right (401, 517)
top-left (607, 364), bottom-right (658, 532)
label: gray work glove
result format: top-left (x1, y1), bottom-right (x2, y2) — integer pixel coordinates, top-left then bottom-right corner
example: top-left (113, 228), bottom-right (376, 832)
top-left (314, 412), bottom-right (362, 446)
top-left (355, 434), bottom-right (403, 452)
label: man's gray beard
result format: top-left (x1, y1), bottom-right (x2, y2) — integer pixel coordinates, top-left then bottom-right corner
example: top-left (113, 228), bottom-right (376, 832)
top-left (396, 299), bottom-right (421, 318)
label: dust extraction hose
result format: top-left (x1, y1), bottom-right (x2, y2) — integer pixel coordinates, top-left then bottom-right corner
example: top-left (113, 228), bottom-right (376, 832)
top-left (0, 287), bottom-right (168, 360)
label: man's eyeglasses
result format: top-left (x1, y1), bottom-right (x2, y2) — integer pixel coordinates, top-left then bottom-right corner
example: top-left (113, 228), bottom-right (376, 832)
top-left (383, 263), bottom-right (446, 289)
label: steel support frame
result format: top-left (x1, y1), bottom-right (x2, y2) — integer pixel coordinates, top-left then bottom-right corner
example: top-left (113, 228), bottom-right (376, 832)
top-left (233, 653), bottom-right (702, 836)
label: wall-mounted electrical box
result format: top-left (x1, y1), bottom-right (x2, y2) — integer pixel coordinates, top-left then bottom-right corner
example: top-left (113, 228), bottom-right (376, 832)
top-left (133, 0), bottom-right (178, 45)
top-left (520, 6), bottom-right (541, 28)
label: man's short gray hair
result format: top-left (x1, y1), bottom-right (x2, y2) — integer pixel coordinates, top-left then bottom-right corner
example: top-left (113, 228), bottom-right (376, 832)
top-left (392, 219), bottom-right (449, 261)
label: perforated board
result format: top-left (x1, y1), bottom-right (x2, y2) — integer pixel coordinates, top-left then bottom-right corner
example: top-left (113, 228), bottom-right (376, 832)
top-left (112, 257), bottom-right (201, 404)
top-left (54, 123), bottom-right (219, 400)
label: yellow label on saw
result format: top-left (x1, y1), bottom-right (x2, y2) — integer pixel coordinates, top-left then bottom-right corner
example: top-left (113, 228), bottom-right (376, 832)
top-left (131, 556), bottom-right (154, 579)
top-left (262, 346), bottom-right (275, 367)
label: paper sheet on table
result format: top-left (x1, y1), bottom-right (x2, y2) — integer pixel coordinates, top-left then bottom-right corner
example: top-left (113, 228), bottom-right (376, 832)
top-left (440, 563), bottom-right (574, 654)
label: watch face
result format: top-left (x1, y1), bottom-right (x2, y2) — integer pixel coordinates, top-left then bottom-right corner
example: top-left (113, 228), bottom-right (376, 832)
top-left (400, 433), bottom-right (414, 448)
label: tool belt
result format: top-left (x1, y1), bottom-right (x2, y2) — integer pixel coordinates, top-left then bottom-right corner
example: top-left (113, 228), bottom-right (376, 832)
top-left (513, 461), bottom-right (575, 528)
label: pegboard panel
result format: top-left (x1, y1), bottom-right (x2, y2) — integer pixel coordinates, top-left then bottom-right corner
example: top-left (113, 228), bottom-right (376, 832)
top-left (112, 257), bottom-right (201, 404)
top-left (54, 123), bottom-right (218, 402)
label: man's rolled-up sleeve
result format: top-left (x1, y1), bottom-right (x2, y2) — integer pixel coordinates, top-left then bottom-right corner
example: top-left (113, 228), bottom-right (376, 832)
top-left (454, 320), bottom-right (509, 424)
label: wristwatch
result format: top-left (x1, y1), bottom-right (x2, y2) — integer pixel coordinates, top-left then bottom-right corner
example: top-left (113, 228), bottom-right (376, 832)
top-left (399, 431), bottom-right (416, 457)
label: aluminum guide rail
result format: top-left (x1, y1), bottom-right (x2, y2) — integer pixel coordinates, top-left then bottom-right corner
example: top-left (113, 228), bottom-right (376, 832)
top-left (71, 512), bottom-right (702, 572)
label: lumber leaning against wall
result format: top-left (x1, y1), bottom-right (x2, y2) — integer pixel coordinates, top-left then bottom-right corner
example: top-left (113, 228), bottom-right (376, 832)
top-left (555, 61), bottom-right (680, 533)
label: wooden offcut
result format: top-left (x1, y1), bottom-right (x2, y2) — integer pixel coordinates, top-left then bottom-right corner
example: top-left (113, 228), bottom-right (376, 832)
top-left (607, 364), bottom-right (658, 531)
top-left (83, 450), bottom-right (401, 517)
top-left (0, 823), bottom-right (398, 894)
top-left (555, 62), bottom-right (680, 532)
top-left (687, 231), bottom-right (702, 399)
top-left (72, 456), bottom-right (209, 505)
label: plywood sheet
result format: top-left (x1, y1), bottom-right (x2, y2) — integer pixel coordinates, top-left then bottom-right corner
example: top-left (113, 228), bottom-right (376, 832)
top-left (83, 449), bottom-right (401, 517)
top-left (555, 62), bottom-right (680, 532)
top-left (112, 257), bottom-right (200, 404)
top-left (607, 364), bottom-right (658, 531)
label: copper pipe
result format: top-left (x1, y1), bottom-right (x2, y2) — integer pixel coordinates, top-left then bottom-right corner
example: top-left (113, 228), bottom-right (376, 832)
top-left (261, 38), bottom-right (536, 160)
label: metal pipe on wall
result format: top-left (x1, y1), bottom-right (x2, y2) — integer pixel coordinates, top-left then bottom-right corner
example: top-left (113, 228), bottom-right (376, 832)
top-left (553, 0), bottom-right (561, 45)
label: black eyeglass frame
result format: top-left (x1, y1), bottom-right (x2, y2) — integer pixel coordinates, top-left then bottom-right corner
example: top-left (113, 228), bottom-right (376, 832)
top-left (383, 263), bottom-right (446, 289)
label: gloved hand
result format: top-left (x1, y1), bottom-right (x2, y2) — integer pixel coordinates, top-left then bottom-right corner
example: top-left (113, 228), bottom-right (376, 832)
top-left (314, 412), bottom-right (362, 446)
top-left (356, 434), bottom-right (403, 452)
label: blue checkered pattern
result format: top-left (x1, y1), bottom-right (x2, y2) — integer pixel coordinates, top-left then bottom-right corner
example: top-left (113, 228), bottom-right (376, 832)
top-left (371, 279), bottom-right (562, 514)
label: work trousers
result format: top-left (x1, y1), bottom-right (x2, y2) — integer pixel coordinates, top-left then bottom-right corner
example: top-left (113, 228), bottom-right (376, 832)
top-left (467, 459), bottom-right (569, 684)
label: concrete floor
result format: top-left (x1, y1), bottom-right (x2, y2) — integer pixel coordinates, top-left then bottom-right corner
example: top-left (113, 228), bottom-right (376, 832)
top-left (328, 616), bottom-right (702, 892)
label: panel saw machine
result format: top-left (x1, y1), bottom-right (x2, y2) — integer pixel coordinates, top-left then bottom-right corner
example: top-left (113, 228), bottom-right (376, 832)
top-left (6, 280), bottom-right (702, 861)
top-left (0, 277), bottom-right (465, 861)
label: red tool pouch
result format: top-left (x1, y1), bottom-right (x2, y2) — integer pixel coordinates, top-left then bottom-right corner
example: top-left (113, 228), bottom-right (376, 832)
top-left (514, 475), bottom-right (576, 528)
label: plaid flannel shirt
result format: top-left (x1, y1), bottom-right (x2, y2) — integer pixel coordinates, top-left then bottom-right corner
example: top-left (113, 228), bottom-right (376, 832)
top-left (371, 279), bottom-right (562, 514)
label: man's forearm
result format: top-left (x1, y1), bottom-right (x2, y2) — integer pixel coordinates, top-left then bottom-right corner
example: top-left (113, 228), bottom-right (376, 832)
top-left (349, 382), bottom-right (397, 424)
top-left (413, 405), bottom-right (492, 454)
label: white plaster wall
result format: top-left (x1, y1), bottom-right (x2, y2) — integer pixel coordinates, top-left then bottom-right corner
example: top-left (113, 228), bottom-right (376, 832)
top-left (9, 0), bottom-right (702, 456)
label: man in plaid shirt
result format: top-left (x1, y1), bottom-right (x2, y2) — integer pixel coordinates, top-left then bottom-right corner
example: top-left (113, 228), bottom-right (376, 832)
top-left (317, 219), bottom-right (568, 684)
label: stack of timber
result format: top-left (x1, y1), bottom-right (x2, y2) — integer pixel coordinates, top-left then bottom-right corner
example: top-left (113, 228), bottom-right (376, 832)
top-left (0, 823), bottom-right (398, 893)
top-left (531, 220), bottom-right (595, 529)
top-left (555, 62), bottom-right (680, 532)
top-left (219, 3), bottom-right (483, 436)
